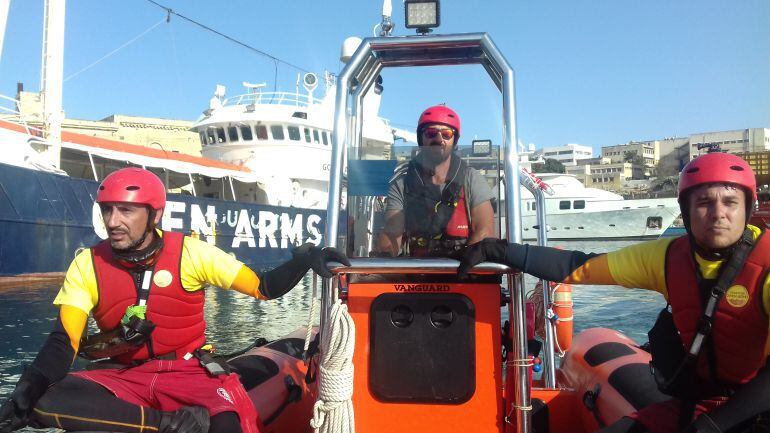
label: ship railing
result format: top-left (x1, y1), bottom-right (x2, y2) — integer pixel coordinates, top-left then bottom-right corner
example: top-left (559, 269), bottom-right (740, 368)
top-left (0, 94), bottom-right (47, 138)
top-left (222, 91), bottom-right (317, 108)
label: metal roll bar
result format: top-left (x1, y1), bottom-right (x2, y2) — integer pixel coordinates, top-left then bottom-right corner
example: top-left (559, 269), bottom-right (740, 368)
top-left (327, 258), bottom-right (512, 275)
top-left (325, 33), bottom-right (530, 433)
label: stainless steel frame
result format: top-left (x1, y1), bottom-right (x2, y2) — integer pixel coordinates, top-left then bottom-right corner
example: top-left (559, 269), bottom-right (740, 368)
top-left (324, 33), bottom-right (532, 433)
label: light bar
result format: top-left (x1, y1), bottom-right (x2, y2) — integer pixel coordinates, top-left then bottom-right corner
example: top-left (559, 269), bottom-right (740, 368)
top-left (404, 0), bottom-right (440, 33)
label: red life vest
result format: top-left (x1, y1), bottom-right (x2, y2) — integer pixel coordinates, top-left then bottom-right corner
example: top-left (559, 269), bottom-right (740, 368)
top-left (91, 231), bottom-right (206, 363)
top-left (445, 188), bottom-right (470, 238)
top-left (665, 233), bottom-right (770, 386)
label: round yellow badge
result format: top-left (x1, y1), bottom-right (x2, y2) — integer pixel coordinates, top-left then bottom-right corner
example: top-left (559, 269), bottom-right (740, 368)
top-left (153, 270), bottom-right (173, 288)
top-left (725, 285), bottom-right (749, 308)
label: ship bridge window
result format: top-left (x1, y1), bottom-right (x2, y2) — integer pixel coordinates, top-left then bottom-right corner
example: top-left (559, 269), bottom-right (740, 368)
top-left (271, 125), bottom-right (285, 140)
top-left (241, 125), bottom-right (253, 141)
top-left (322, 131), bottom-right (329, 145)
top-left (559, 200), bottom-right (571, 210)
top-left (227, 126), bottom-right (239, 142)
top-left (206, 130), bottom-right (216, 145)
top-left (199, 132), bottom-right (207, 146)
top-left (216, 127), bottom-right (226, 143)
top-left (574, 200), bottom-right (585, 209)
top-left (288, 126), bottom-right (301, 141)
top-left (304, 128), bottom-right (311, 143)
top-left (313, 130), bottom-right (320, 144)
top-left (255, 125), bottom-right (268, 140)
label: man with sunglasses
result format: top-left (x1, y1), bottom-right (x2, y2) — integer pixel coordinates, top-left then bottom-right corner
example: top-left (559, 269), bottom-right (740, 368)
top-left (378, 104), bottom-right (496, 257)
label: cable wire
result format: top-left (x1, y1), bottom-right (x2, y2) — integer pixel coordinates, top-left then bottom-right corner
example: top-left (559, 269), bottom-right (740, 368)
top-left (64, 17), bottom-right (167, 82)
top-left (144, 0), bottom-right (311, 74)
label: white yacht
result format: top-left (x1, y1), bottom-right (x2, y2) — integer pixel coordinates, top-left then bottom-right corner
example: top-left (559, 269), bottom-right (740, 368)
top-left (519, 173), bottom-right (680, 240)
top-left (192, 68), bottom-right (408, 210)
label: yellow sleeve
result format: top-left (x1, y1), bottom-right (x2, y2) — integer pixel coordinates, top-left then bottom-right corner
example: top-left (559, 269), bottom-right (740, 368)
top-left (179, 236), bottom-right (247, 291)
top-left (564, 255), bottom-right (616, 285)
top-left (53, 249), bottom-right (98, 315)
top-left (606, 237), bottom-right (674, 298)
top-left (230, 265), bottom-right (265, 299)
top-left (60, 304), bottom-right (88, 353)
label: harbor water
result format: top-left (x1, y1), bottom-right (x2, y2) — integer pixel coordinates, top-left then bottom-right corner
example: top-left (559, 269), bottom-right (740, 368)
top-left (0, 239), bottom-right (665, 432)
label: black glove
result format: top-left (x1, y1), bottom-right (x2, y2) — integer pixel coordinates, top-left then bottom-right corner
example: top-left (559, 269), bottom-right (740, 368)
top-left (0, 367), bottom-right (49, 433)
top-left (683, 414), bottom-right (722, 433)
top-left (293, 243), bottom-right (351, 278)
top-left (457, 238), bottom-right (509, 278)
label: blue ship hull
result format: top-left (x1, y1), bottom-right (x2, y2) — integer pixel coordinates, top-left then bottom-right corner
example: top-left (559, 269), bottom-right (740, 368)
top-left (0, 162), bottom-right (326, 276)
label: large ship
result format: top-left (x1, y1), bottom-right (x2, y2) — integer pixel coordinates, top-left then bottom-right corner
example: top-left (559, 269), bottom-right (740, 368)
top-left (0, 117), bottom-right (326, 278)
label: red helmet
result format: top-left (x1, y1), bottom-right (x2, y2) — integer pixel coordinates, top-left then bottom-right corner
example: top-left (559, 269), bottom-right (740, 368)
top-left (417, 105), bottom-right (461, 144)
top-left (678, 152), bottom-right (756, 203)
top-left (96, 167), bottom-right (166, 210)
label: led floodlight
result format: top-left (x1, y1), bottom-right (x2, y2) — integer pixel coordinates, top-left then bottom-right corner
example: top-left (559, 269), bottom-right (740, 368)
top-left (472, 139), bottom-right (492, 157)
top-left (405, 0), bottom-right (440, 34)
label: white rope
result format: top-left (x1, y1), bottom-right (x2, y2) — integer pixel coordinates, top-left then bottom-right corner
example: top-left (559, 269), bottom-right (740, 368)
top-left (310, 298), bottom-right (355, 433)
top-left (303, 272), bottom-right (319, 357)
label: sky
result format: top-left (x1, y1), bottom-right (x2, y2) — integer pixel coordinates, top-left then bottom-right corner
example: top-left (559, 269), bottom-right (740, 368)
top-left (0, 0), bottom-right (768, 156)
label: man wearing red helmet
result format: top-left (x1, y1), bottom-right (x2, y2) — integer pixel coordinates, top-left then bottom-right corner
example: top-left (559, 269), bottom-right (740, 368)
top-left (378, 104), bottom-right (496, 256)
top-left (0, 167), bottom-right (349, 433)
top-left (459, 152), bottom-right (770, 432)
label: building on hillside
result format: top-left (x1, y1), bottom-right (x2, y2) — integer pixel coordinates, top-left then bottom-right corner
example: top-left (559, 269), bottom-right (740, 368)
top-left (601, 140), bottom-right (659, 177)
top-left (536, 143), bottom-right (593, 166)
top-left (565, 157), bottom-right (645, 193)
top-left (16, 89), bottom-right (200, 156)
top-left (688, 128), bottom-right (770, 159)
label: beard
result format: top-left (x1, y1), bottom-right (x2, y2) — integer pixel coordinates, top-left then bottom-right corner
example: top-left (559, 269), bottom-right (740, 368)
top-left (419, 144), bottom-right (452, 166)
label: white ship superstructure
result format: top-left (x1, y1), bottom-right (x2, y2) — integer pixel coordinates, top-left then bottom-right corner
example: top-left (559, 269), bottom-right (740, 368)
top-left (519, 173), bottom-right (680, 240)
top-left (192, 73), bottom-right (399, 209)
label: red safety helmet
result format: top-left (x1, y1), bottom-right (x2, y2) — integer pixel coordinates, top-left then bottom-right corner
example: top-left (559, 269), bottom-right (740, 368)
top-left (417, 104), bottom-right (461, 146)
top-left (96, 167), bottom-right (166, 210)
top-left (678, 152), bottom-right (757, 203)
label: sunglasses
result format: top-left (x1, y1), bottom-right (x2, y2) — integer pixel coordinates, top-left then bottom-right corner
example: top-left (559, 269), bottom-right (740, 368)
top-left (422, 127), bottom-right (455, 141)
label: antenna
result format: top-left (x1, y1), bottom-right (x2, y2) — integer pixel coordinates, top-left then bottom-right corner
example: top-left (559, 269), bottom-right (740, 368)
top-left (380, 0), bottom-right (394, 36)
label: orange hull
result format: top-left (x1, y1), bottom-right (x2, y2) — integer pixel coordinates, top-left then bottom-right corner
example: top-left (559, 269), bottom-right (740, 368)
top-left (227, 328), bottom-right (318, 433)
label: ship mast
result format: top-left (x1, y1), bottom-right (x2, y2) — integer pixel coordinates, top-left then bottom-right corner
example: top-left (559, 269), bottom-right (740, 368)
top-left (0, 0), bottom-right (10, 62)
top-left (40, 0), bottom-right (65, 168)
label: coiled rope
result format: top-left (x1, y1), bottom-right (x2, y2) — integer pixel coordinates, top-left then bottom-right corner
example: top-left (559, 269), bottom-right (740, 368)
top-left (310, 298), bottom-right (355, 433)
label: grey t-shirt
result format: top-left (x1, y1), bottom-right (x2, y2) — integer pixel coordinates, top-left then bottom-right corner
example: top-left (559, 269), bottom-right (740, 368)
top-left (385, 165), bottom-right (495, 212)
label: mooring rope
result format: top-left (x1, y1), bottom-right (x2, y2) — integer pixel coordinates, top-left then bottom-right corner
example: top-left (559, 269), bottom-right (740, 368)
top-left (310, 298), bottom-right (355, 433)
top-left (303, 272), bottom-right (319, 357)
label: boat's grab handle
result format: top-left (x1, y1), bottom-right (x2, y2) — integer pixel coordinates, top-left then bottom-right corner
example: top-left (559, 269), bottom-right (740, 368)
top-left (326, 258), bottom-right (514, 275)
